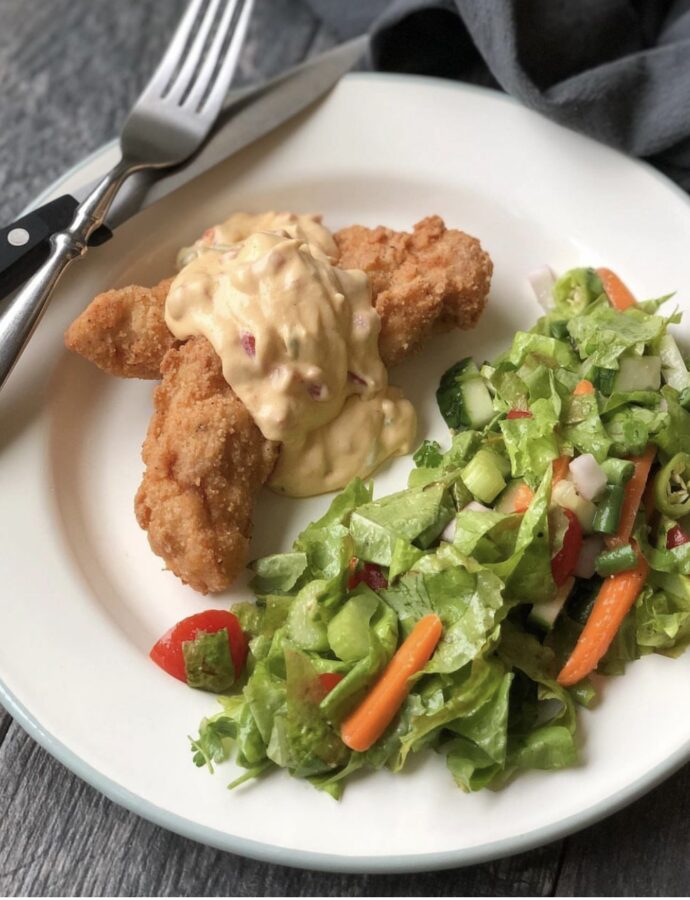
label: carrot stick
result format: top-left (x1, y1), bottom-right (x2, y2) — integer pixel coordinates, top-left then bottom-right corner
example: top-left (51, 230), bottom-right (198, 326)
top-left (557, 548), bottom-right (649, 686)
top-left (552, 455), bottom-right (571, 485)
top-left (573, 379), bottom-right (595, 396)
top-left (513, 482), bottom-right (534, 513)
top-left (597, 267), bottom-right (637, 311)
top-left (340, 614), bottom-right (443, 752)
top-left (605, 445), bottom-right (656, 549)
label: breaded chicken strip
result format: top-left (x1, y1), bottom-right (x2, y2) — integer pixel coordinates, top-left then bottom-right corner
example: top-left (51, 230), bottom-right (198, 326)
top-left (335, 215), bottom-right (492, 367)
top-left (64, 277), bottom-right (176, 379)
top-left (134, 337), bottom-right (278, 594)
top-left (68, 217), bottom-right (492, 594)
top-left (64, 217), bottom-right (491, 374)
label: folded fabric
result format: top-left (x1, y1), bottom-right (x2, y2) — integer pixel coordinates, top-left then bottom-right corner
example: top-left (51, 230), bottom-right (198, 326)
top-left (305, 0), bottom-right (690, 192)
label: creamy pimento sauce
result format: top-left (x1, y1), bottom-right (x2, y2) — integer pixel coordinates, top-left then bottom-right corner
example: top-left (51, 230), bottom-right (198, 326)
top-left (166, 212), bottom-right (416, 497)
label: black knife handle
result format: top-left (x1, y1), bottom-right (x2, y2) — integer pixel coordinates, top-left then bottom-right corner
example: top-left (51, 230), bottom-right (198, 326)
top-left (0, 195), bottom-right (112, 299)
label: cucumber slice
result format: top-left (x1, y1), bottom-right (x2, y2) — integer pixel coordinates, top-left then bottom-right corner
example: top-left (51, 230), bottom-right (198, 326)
top-left (528, 578), bottom-right (574, 631)
top-left (436, 358), bottom-right (495, 430)
top-left (613, 356), bottom-right (661, 393)
top-left (460, 376), bottom-right (494, 429)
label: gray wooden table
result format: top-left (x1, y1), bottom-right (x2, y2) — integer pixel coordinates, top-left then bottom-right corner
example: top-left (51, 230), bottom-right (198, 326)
top-left (1, 1), bottom-right (689, 895)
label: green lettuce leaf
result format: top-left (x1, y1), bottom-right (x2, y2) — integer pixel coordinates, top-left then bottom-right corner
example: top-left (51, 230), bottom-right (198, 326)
top-left (509, 332), bottom-right (579, 370)
top-left (350, 482), bottom-right (454, 565)
top-left (183, 630), bottom-right (236, 693)
top-left (652, 386), bottom-right (690, 459)
top-left (425, 566), bottom-right (506, 674)
top-left (637, 580), bottom-right (690, 656)
top-left (567, 306), bottom-right (665, 369)
top-left (606, 405), bottom-right (667, 457)
top-left (250, 552), bottom-right (308, 595)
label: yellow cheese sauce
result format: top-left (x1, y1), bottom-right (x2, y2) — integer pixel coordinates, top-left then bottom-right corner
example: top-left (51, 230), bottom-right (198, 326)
top-left (270, 388), bottom-right (416, 497)
top-left (166, 212), bottom-right (417, 496)
top-left (177, 211), bottom-right (337, 268)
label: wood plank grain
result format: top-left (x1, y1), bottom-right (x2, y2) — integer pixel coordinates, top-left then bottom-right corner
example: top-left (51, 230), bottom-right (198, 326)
top-left (555, 761), bottom-right (690, 896)
top-left (0, 0), bottom-right (332, 224)
top-left (0, 722), bottom-right (562, 896)
top-left (0, 709), bottom-right (11, 745)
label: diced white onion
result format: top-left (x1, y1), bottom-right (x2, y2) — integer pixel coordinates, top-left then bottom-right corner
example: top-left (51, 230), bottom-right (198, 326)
top-left (528, 266), bottom-right (556, 312)
top-left (574, 535), bottom-right (605, 579)
top-left (569, 454), bottom-right (607, 501)
top-left (441, 518), bottom-right (457, 542)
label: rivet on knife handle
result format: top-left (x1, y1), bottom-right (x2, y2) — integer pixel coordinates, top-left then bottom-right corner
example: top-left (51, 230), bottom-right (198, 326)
top-left (0, 195), bottom-right (111, 301)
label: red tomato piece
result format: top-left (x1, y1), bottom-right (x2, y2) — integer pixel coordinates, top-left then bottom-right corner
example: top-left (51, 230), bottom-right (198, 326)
top-left (667, 525), bottom-right (690, 549)
top-left (240, 332), bottom-right (256, 357)
top-left (551, 509), bottom-right (583, 587)
top-left (348, 562), bottom-right (389, 591)
top-left (150, 610), bottom-right (248, 683)
top-left (506, 409), bottom-right (533, 419)
top-left (318, 672), bottom-right (344, 693)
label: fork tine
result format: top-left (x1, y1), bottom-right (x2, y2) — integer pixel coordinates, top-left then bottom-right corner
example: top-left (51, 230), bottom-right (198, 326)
top-left (142, 0), bottom-right (208, 97)
top-left (164, 0), bottom-right (223, 103)
top-left (185, 0), bottom-right (252, 114)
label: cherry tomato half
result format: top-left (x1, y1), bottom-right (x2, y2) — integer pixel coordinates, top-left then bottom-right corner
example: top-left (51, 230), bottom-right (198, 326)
top-left (551, 509), bottom-right (583, 587)
top-left (667, 524), bottom-right (690, 549)
top-left (150, 610), bottom-right (248, 683)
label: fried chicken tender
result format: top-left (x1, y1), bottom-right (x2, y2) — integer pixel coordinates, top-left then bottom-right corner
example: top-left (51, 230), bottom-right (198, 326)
top-left (134, 337), bottom-right (278, 594)
top-left (64, 277), bottom-right (176, 379)
top-left (66, 216), bottom-right (492, 594)
top-left (335, 215), bottom-right (492, 367)
top-left (64, 216), bottom-right (491, 375)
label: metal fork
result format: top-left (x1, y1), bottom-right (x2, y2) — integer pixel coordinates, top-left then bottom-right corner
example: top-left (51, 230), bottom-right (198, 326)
top-left (0, 0), bottom-right (253, 389)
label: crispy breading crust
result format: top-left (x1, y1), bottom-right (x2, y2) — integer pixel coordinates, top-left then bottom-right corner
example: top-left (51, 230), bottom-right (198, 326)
top-left (335, 216), bottom-right (492, 367)
top-left (134, 337), bottom-right (278, 594)
top-left (64, 277), bottom-right (176, 379)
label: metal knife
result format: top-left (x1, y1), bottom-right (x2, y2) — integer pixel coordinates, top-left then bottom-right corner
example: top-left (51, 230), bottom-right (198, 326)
top-left (0, 36), bottom-right (368, 300)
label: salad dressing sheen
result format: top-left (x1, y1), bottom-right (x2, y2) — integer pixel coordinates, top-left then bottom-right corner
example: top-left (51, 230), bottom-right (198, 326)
top-left (165, 212), bottom-right (416, 496)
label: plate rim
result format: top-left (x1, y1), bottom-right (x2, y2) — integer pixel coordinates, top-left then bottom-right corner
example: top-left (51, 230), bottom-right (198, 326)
top-left (3, 71), bottom-right (690, 874)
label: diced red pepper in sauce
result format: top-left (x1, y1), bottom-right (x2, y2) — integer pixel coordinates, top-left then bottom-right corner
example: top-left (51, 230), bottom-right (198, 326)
top-left (240, 332), bottom-right (256, 357)
top-left (506, 409), bottom-right (533, 419)
top-left (667, 525), bottom-right (690, 549)
top-left (318, 672), bottom-right (344, 693)
top-left (551, 509), bottom-right (583, 587)
top-left (348, 561), bottom-right (389, 591)
top-left (150, 610), bottom-right (248, 683)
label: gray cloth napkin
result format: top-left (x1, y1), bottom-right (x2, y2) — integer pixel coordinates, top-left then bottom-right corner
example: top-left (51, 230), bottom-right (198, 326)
top-left (306, 0), bottom-right (690, 191)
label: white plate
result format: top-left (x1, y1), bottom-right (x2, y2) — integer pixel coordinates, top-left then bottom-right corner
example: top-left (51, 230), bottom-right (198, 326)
top-left (2, 73), bottom-right (690, 873)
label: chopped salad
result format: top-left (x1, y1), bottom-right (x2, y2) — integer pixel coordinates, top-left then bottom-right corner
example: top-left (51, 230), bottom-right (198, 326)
top-left (151, 266), bottom-right (690, 797)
